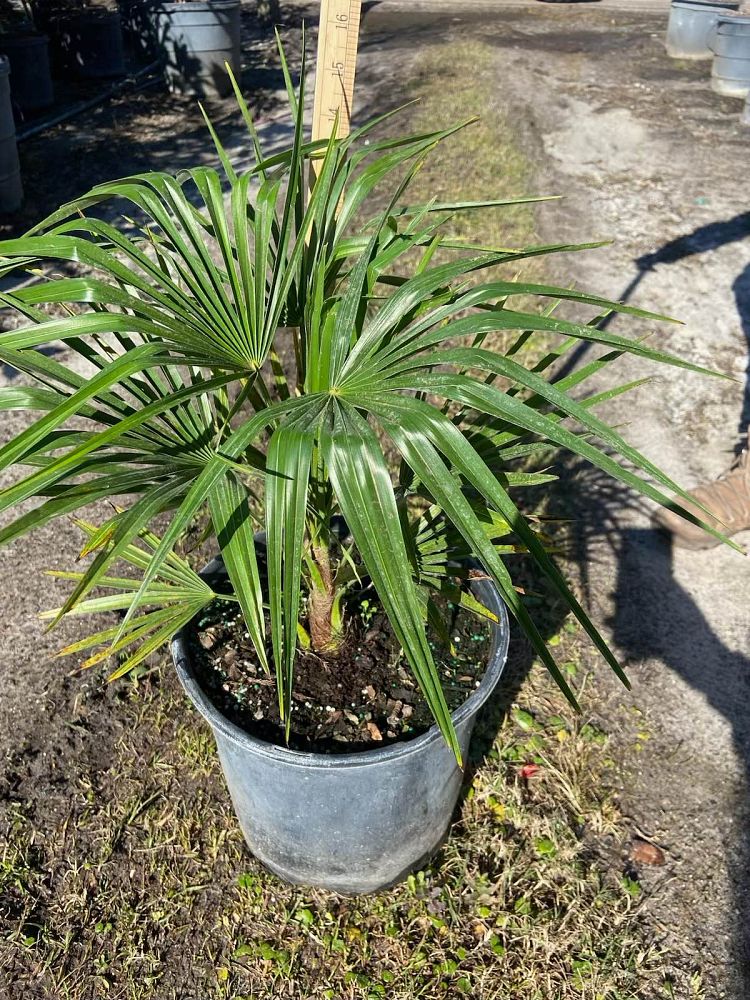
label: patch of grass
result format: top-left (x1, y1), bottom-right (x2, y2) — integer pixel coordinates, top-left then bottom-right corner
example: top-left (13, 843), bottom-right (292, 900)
top-left (0, 632), bottom-right (679, 1000)
top-left (404, 41), bottom-right (539, 255)
top-left (362, 41), bottom-right (565, 370)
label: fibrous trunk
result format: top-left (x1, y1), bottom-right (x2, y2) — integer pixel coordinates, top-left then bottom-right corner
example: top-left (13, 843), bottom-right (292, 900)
top-left (308, 545), bottom-right (337, 653)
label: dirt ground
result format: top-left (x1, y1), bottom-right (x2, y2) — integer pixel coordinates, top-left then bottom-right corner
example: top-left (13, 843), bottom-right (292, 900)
top-left (1, 1), bottom-right (749, 997)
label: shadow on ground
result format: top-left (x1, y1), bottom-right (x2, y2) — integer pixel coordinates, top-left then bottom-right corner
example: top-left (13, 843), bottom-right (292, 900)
top-left (557, 210), bottom-right (750, 449)
top-left (543, 452), bottom-right (750, 991)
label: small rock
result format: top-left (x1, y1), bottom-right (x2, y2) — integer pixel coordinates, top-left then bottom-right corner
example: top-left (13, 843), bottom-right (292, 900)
top-left (629, 839), bottom-right (666, 866)
top-left (224, 648), bottom-right (237, 664)
top-left (471, 920), bottom-right (487, 941)
top-left (366, 722), bottom-right (383, 741)
top-left (199, 628), bottom-right (218, 650)
top-left (386, 699), bottom-right (403, 726)
top-left (362, 685), bottom-right (377, 701)
top-left (344, 711), bottom-right (359, 725)
top-left (401, 704), bottom-right (413, 719)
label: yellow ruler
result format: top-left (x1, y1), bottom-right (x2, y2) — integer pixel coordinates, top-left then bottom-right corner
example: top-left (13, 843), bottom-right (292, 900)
top-left (311, 0), bottom-right (363, 158)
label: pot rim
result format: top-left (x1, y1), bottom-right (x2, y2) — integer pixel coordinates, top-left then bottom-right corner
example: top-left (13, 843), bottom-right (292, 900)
top-left (671, 0), bottom-right (739, 8)
top-left (171, 560), bottom-right (510, 770)
top-left (0, 31), bottom-right (49, 42)
top-left (156, 0), bottom-right (240, 10)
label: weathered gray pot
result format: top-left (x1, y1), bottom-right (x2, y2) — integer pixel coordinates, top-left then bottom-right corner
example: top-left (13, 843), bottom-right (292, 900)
top-left (710, 13), bottom-right (750, 97)
top-left (171, 563), bottom-right (509, 894)
top-left (666, 0), bottom-right (739, 59)
top-left (0, 33), bottom-right (54, 114)
top-left (155, 0), bottom-right (240, 98)
top-left (0, 57), bottom-right (22, 213)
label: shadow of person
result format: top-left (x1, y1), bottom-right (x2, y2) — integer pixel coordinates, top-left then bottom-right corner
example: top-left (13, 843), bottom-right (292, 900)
top-left (608, 524), bottom-right (750, 991)
top-left (554, 211), bottom-right (750, 396)
top-left (733, 261), bottom-right (750, 441)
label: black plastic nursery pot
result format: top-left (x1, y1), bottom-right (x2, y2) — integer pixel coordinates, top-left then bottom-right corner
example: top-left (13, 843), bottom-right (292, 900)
top-left (119, 0), bottom-right (159, 59)
top-left (59, 9), bottom-right (126, 79)
top-left (0, 56), bottom-right (23, 213)
top-left (171, 559), bottom-right (510, 894)
top-left (155, 0), bottom-right (240, 98)
top-left (0, 32), bottom-right (54, 114)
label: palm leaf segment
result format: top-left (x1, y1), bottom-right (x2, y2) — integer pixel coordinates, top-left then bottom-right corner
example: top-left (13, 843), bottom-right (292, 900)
top-left (0, 40), bottom-right (731, 762)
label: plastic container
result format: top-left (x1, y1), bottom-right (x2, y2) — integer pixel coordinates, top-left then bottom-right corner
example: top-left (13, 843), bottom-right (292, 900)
top-left (172, 559), bottom-right (510, 894)
top-left (666, 0), bottom-right (739, 59)
top-left (710, 13), bottom-right (750, 97)
top-left (0, 57), bottom-right (23, 213)
top-left (60, 9), bottom-right (126, 79)
top-left (0, 33), bottom-right (54, 114)
top-left (119, 0), bottom-right (159, 59)
top-left (155, 0), bottom-right (240, 98)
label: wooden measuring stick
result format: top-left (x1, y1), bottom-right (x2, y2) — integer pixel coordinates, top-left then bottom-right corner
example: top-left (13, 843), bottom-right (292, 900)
top-left (310, 0), bottom-right (363, 181)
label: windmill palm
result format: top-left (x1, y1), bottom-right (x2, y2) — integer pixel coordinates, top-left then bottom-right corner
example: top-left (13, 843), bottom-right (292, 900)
top-left (0, 44), bottom-right (731, 762)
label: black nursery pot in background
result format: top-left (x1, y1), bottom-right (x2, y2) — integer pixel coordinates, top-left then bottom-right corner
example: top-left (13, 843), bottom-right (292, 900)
top-left (0, 32), bottom-right (54, 115)
top-left (0, 55), bottom-right (22, 211)
top-left (59, 7), bottom-right (126, 78)
top-left (118, 0), bottom-right (159, 59)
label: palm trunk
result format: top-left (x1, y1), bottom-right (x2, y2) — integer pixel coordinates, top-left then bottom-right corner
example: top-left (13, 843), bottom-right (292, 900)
top-left (308, 544), bottom-right (337, 653)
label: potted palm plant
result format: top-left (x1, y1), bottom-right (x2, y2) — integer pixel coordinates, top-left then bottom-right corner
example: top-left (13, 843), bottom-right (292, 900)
top-left (0, 47), bottom-right (731, 892)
